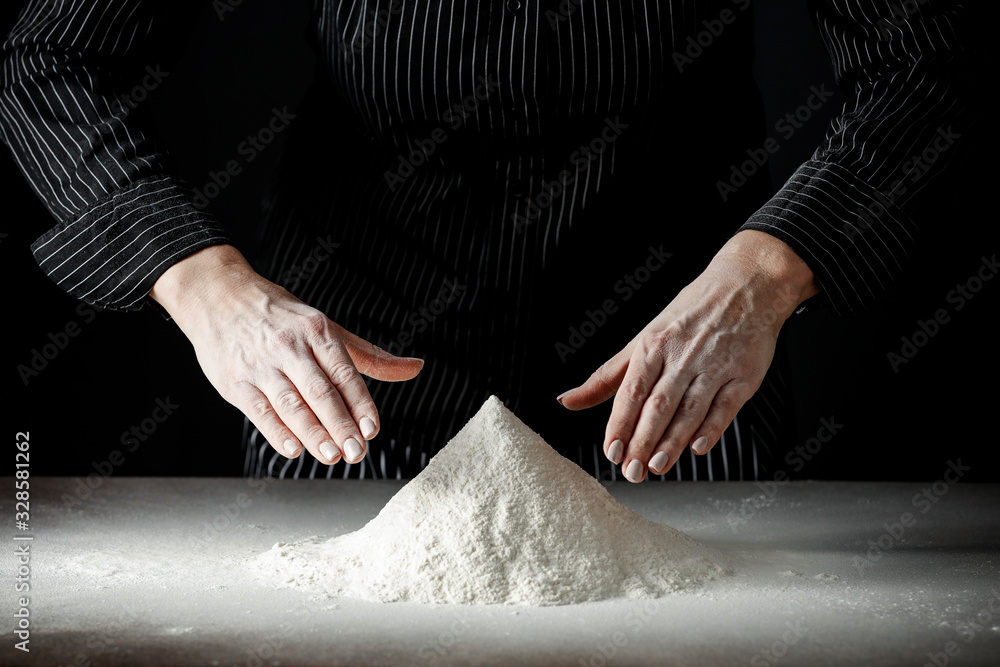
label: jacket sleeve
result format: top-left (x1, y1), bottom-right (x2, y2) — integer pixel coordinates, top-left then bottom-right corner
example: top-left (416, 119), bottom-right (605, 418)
top-left (0, 0), bottom-right (230, 311)
top-left (738, 0), bottom-right (969, 315)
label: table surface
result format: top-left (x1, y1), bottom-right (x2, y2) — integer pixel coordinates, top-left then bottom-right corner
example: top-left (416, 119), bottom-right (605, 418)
top-left (2, 477), bottom-right (999, 666)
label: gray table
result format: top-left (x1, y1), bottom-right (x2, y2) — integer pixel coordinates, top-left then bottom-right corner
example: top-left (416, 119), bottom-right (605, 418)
top-left (3, 477), bottom-right (999, 666)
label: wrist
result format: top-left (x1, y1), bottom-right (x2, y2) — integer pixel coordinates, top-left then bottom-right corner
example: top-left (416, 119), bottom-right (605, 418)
top-left (713, 230), bottom-right (820, 320)
top-left (149, 244), bottom-right (255, 323)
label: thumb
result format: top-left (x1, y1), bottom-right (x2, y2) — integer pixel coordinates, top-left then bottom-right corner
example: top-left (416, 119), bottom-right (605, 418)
top-left (557, 345), bottom-right (631, 410)
top-left (338, 327), bottom-right (424, 382)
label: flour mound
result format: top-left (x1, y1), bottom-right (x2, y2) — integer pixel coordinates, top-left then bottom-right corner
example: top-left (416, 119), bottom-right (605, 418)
top-left (252, 396), bottom-right (730, 605)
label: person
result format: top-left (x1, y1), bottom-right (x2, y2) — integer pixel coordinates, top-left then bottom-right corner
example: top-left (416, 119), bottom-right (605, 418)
top-left (1, 0), bottom-right (968, 483)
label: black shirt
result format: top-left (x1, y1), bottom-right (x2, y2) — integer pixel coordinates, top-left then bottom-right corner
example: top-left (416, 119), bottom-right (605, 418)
top-left (0, 0), bottom-right (970, 480)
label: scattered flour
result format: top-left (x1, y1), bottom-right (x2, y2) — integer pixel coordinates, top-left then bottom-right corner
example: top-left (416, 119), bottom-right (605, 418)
top-left (250, 395), bottom-right (731, 605)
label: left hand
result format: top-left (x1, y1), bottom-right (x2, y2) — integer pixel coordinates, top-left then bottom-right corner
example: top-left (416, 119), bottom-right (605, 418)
top-left (556, 230), bottom-right (819, 482)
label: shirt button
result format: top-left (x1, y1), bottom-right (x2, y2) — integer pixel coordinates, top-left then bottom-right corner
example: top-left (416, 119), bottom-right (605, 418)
top-left (505, 0), bottom-right (522, 13)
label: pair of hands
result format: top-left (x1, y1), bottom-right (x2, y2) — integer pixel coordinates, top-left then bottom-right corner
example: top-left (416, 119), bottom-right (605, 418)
top-left (150, 231), bottom-right (817, 479)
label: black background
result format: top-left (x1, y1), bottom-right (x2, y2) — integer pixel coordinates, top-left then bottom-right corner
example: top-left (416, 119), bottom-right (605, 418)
top-left (2, 1), bottom-right (994, 481)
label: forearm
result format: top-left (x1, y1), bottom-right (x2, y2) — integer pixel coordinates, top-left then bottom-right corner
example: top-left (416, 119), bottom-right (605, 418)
top-left (740, 0), bottom-right (967, 316)
top-left (1, 0), bottom-right (227, 312)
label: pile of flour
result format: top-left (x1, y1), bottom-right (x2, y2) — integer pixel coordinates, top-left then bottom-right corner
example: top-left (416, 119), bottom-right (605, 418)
top-left (251, 396), bottom-right (730, 605)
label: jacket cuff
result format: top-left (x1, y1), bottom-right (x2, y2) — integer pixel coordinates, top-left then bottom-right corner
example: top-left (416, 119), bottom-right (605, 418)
top-left (30, 174), bottom-right (230, 312)
top-left (739, 159), bottom-right (918, 316)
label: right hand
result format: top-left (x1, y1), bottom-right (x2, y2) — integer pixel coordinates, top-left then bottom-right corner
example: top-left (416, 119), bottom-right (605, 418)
top-left (149, 244), bottom-right (424, 465)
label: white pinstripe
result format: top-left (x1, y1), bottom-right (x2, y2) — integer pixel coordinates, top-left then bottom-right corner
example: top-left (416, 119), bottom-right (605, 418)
top-left (0, 0), bottom-right (968, 479)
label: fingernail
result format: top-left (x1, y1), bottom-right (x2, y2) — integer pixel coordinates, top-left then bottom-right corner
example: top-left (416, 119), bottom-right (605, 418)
top-left (283, 439), bottom-right (301, 457)
top-left (606, 439), bottom-right (624, 464)
top-left (360, 417), bottom-right (377, 439)
top-left (692, 436), bottom-right (709, 454)
top-left (344, 438), bottom-right (364, 463)
top-left (649, 452), bottom-right (669, 474)
top-left (320, 441), bottom-right (340, 463)
top-left (555, 391), bottom-right (569, 406)
top-left (624, 459), bottom-right (645, 483)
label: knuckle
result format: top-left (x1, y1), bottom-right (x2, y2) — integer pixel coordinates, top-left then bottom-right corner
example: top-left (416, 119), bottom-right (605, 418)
top-left (327, 417), bottom-right (360, 439)
top-left (648, 329), bottom-right (671, 350)
top-left (641, 329), bottom-right (672, 356)
top-left (301, 425), bottom-right (333, 445)
top-left (327, 361), bottom-right (358, 387)
top-left (247, 398), bottom-right (274, 422)
top-left (622, 379), bottom-right (646, 401)
top-left (270, 330), bottom-right (298, 352)
top-left (677, 395), bottom-right (701, 417)
top-left (715, 384), bottom-right (748, 414)
top-left (303, 377), bottom-right (336, 402)
top-left (713, 392), bottom-right (738, 415)
top-left (275, 390), bottom-right (306, 414)
top-left (302, 312), bottom-right (330, 338)
top-left (647, 393), bottom-right (672, 416)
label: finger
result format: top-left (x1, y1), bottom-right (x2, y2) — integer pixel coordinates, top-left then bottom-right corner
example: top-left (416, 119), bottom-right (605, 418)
top-left (623, 372), bottom-right (706, 481)
top-left (231, 383), bottom-right (303, 459)
top-left (645, 374), bottom-right (716, 475)
top-left (287, 359), bottom-right (371, 465)
top-left (603, 347), bottom-right (663, 470)
top-left (556, 344), bottom-right (633, 411)
top-left (312, 339), bottom-right (380, 444)
top-left (688, 379), bottom-right (750, 456)
top-left (262, 374), bottom-right (351, 465)
top-left (337, 325), bottom-right (425, 382)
